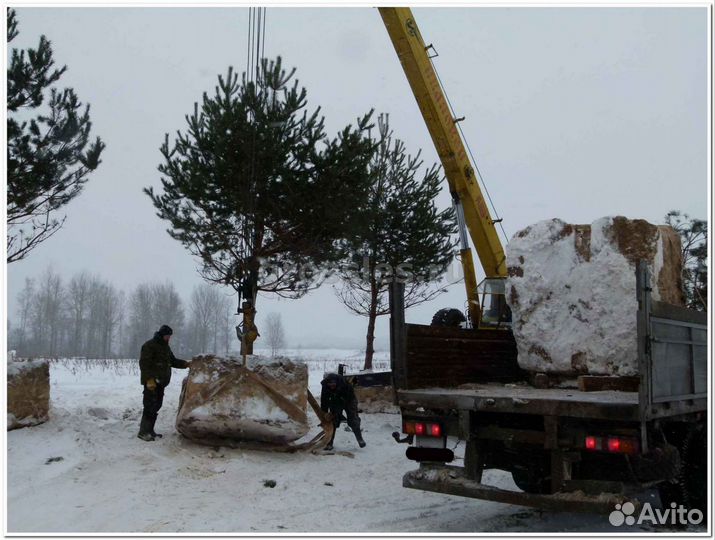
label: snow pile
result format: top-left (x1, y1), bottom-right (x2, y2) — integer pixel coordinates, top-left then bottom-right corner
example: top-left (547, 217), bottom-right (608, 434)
top-left (506, 216), bottom-right (684, 376)
top-left (176, 355), bottom-right (309, 445)
top-left (8, 358), bottom-right (50, 430)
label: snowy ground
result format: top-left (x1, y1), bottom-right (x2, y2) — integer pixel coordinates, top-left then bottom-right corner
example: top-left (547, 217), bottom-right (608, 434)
top-left (6, 354), bottom-right (679, 534)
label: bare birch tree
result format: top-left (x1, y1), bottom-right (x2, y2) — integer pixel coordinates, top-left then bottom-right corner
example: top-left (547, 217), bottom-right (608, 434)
top-left (264, 312), bottom-right (286, 358)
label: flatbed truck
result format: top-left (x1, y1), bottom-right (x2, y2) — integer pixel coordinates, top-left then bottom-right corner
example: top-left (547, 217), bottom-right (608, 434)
top-left (389, 262), bottom-right (707, 515)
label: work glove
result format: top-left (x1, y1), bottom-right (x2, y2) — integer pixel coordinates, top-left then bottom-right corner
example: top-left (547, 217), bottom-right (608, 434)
top-left (146, 378), bottom-right (157, 391)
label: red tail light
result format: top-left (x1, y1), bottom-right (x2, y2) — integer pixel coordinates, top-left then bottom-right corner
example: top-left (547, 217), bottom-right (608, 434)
top-left (621, 438), bottom-right (639, 454)
top-left (608, 437), bottom-right (639, 454)
top-left (607, 437), bottom-right (621, 452)
top-left (403, 420), bottom-right (444, 438)
top-left (585, 434), bottom-right (639, 454)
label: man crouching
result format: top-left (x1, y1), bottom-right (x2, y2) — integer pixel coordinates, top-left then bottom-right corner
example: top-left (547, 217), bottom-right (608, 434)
top-left (320, 373), bottom-right (366, 451)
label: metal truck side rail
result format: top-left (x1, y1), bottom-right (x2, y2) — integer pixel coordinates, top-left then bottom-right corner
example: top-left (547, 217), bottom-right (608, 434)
top-left (636, 260), bottom-right (707, 451)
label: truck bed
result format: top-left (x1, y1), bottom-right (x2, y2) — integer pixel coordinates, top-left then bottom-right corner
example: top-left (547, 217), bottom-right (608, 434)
top-left (397, 383), bottom-right (640, 421)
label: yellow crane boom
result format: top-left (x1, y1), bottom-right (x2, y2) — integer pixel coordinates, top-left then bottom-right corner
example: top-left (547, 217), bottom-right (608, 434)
top-left (379, 7), bottom-right (507, 324)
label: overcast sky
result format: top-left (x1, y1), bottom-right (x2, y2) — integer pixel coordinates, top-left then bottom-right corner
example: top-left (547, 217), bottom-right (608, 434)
top-left (6, 5), bottom-right (709, 350)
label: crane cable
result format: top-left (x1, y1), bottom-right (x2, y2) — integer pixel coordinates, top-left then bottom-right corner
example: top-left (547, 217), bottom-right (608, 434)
top-left (246, 7), bottom-right (267, 86)
top-left (240, 7), bottom-right (267, 307)
top-left (426, 51), bottom-right (510, 246)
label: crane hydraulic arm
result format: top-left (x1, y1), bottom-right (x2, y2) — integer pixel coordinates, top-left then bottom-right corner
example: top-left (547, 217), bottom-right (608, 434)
top-left (379, 7), bottom-right (507, 324)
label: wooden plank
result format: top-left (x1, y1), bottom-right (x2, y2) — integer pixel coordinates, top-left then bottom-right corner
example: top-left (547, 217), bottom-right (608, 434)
top-left (407, 331), bottom-right (515, 344)
top-left (406, 358), bottom-right (510, 366)
top-left (406, 347), bottom-right (515, 357)
top-left (389, 281), bottom-right (407, 391)
top-left (407, 323), bottom-right (512, 336)
top-left (406, 348), bottom-right (516, 359)
top-left (401, 321), bottom-right (523, 389)
top-left (577, 376), bottom-right (640, 393)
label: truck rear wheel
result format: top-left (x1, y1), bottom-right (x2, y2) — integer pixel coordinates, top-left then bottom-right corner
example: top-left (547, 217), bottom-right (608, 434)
top-left (658, 422), bottom-right (707, 521)
top-left (511, 466), bottom-right (550, 494)
top-left (681, 423), bottom-right (707, 517)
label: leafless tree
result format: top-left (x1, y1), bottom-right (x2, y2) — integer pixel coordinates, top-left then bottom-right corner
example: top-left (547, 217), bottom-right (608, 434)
top-left (115, 290), bottom-right (126, 357)
top-left (125, 281), bottom-right (185, 357)
top-left (14, 277), bottom-right (35, 354)
top-left (334, 116), bottom-right (455, 370)
top-left (32, 267), bottom-right (65, 357)
top-left (188, 283), bottom-right (221, 354)
top-left (89, 280), bottom-right (122, 358)
top-left (264, 312), bottom-right (286, 358)
top-left (212, 294), bottom-right (232, 355)
top-left (218, 296), bottom-right (234, 356)
top-left (126, 283), bottom-right (153, 355)
top-left (67, 271), bottom-right (92, 355)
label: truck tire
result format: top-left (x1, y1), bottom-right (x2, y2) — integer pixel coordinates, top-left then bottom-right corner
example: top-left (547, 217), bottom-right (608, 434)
top-left (431, 308), bottom-right (466, 328)
top-left (511, 466), bottom-right (550, 494)
top-left (681, 423), bottom-right (707, 518)
top-left (658, 422), bottom-right (707, 521)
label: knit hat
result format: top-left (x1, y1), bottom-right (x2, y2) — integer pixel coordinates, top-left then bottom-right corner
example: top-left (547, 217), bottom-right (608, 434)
top-left (157, 324), bottom-right (173, 337)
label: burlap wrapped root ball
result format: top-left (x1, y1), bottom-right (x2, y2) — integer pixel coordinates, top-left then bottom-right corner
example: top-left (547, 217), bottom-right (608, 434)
top-left (176, 355), bottom-right (309, 445)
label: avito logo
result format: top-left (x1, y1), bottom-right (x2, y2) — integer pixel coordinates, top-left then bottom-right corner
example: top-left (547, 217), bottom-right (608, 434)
top-left (609, 501), bottom-right (703, 527)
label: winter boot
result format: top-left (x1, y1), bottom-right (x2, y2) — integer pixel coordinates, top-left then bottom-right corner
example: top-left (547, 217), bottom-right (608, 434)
top-left (146, 413), bottom-right (162, 439)
top-left (138, 413), bottom-right (154, 441)
top-left (354, 429), bottom-right (366, 448)
top-left (324, 430), bottom-right (336, 451)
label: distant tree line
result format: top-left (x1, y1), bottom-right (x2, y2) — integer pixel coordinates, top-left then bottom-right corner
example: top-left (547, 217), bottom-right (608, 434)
top-left (7, 267), bottom-right (240, 359)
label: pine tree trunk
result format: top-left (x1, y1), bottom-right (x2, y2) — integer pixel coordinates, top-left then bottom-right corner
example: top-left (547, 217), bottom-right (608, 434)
top-left (364, 277), bottom-right (379, 371)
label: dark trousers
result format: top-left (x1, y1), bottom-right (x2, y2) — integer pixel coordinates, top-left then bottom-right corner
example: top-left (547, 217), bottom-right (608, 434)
top-left (139, 384), bottom-right (165, 435)
top-left (327, 399), bottom-right (361, 444)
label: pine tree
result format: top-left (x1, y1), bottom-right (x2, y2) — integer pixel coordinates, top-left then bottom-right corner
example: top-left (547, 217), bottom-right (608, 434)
top-left (6, 8), bottom-right (105, 263)
top-left (665, 210), bottom-right (707, 310)
top-left (146, 57), bottom-right (375, 313)
top-left (335, 115), bottom-right (457, 369)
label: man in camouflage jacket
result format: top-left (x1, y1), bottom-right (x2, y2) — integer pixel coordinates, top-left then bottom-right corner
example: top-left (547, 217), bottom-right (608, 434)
top-left (138, 324), bottom-right (190, 441)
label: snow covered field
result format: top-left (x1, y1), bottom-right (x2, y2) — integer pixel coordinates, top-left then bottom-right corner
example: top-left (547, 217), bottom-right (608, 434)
top-left (7, 354), bottom-right (667, 534)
